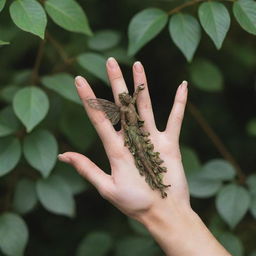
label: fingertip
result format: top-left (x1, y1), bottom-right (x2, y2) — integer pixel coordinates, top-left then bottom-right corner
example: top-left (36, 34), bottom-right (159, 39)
top-left (133, 61), bottom-right (144, 73)
top-left (75, 76), bottom-right (88, 88)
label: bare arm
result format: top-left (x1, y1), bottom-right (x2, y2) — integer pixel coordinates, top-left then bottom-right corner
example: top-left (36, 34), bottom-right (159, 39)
top-left (58, 58), bottom-right (231, 256)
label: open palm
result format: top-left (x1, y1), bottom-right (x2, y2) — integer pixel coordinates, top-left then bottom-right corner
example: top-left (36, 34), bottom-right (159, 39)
top-left (58, 58), bottom-right (190, 220)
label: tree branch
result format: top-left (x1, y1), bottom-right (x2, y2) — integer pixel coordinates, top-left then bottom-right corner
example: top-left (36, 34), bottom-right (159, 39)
top-left (167, 0), bottom-right (235, 15)
top-left (31, 38), bottom-right (46, 84)
top-left (187, 101), bottom-right (245, 183)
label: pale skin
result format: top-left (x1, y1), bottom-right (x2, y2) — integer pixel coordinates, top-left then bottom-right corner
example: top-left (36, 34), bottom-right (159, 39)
top-left (58, 57), bottom-right (231, 256)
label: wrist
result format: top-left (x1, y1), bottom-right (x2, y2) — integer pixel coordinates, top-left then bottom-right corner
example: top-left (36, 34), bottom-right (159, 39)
top-left (135, 198), bottom-right (230, 256)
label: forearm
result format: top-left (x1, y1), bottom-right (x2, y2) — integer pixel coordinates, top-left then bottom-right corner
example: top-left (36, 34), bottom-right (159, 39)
top-left (136, 200), bottom-right (231, 256)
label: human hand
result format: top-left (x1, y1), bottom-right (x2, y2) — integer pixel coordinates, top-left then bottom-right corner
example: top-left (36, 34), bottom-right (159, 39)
top-left (58, 57), bottom-right (190, 220)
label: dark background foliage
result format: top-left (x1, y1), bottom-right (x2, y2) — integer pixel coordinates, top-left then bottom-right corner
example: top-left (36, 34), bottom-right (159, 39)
top-left (0, 0), bottom-right (256, 255)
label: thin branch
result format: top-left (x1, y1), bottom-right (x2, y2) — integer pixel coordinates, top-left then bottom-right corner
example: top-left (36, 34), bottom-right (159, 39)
top-left (168, 0), bottom-right (204, 15)
top-left (187, 101), bottom-right (245, 183)
top-left (167, 0), bottom-right (235, 15)
top-left (31, 39), bottom-right (46, 84)
top-left (46, 31), bottom-right (71, 63)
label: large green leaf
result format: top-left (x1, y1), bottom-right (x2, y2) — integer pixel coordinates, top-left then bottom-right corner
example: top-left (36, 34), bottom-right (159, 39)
top-left (233, 0), bottom-right (256, 35)
top-left (36, 175), bottom-right (75, 217)
top-left (0, 85), bottom-right (20, 103)
top-left (0, 213), bottom-right (28, 256)
top-left (77, 52), bottom-right (108, 84)
top-left (216, 184), bottom-right (250, 228)
top-left (23, 129), bottom-right (58, 177)
top-left (188, 172), bottom-right (222, 198)
top-left (41, 73), bottom-right (81, 105)
top-left (54, 163), bottom-right (89, 195)
top-left (13, 87), bottom-right (49, 132)
top-left (250, 195), bottom-right (256, 218)
top-left (12, 178), bottom-right (38, 215)
top-left (87, 30), bottom-right (121, 51)
top-left (0, 106), bottom-right (21, 137)
top-left (218, 232), bottom-right (244, 256)
top-left (0, 40), bottom-right (9, 45)
top-left (45, 0), bottom-right (92, 35)
top-left (9, 0), bottom-right (47, 39)
top-left (169, 13), bottom-right (201, 62)
top-left (246, 174), bottom-right (256, 195)
top-left (0, 136), bottom-right (21, 177)
top-left (76, 231), bottom-right (112, 256)
top-left (128, 8), bottom-right (168, 56)
top-left (189, 58), bottom-right (223, 92)
top-left (60, 103), bottom-right (96, 151)
top-left (180, 146), bottom-right (201, 174)
top-left (246, 118), bottom-right (256, 136)
top-left (198, 2), bottom-right (230, 49)
top-left (0, 0), bottom-right (6, 12)
top-left (115, 237), bottom-right (160, 256)
top-left (200, 159), bottom-right (236, 181)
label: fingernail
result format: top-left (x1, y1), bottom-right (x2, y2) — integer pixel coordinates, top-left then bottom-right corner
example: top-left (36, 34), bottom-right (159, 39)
top-left (58, 154), bottom-right (70, 163)
top-left (180, 80), bottom-right (188, 91)
top-left (107, 57), bottom-right (117, 69)
top-left (75, 76), bottom-right (85, 88)
top-left (134, 61), bottom-right (143, 73)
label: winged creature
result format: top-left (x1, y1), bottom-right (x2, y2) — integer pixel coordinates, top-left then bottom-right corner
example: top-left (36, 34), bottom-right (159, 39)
top-left (87, 84), bottom-right (170, 198)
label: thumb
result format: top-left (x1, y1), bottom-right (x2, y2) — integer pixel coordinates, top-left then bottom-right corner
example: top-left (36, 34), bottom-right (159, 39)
top-left (58, 152), bottom-right (113, 193)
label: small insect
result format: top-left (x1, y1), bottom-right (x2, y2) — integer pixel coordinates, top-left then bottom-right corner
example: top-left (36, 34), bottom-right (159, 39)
top-left (87, 85), bottom-right (170, 198)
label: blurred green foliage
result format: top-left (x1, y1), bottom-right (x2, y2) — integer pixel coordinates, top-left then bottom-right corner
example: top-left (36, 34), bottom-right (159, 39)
top-left (0, 0), bottom-right (256, 255)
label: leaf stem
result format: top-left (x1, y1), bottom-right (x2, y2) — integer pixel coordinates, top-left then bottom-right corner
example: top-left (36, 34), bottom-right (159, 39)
top-left (187, 101), bottom-right (245, 184)
top-left (31, 38), bottom-right (46, 85)
top-left (46, 31), bottom-right (71, 63)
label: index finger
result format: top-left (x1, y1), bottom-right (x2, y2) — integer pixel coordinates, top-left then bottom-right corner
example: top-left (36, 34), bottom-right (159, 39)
top-left (74, 76), bottom-right (123, 151)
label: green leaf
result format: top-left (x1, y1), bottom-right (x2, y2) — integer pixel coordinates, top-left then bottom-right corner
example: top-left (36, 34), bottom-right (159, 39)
top-left (0, 0), bottom-right (6, 12)
top-left (23, 129), bottom-right (58, 177)
top-left (36, 175), bottom-right (75, 217)
top-left (246, 174), bottom-right (256, 195)
top-left (12, 178), bottom-right (38, 214)
top-left (0, 85), bottom-right (20, 103)
top-left (45, 0), bottom-right (92, 35)
top-left (249, 251), bottom-right (256, 256)
top-left (0, 213), bottom-right (28, 256)
top-left (41, 73), bottom-right (81, 105)
top-left (60, 104), bottom-right (96, 151)
top-left (188, 172), bottom-right (222, 198)
top-left (180, 146), bottom-right (201, 174)
top-left (0, 40), bottom-right (9, 45)
top-left (0, 106), bottom-right (21, 137)
top-left (115, 237), bottom-right (160, 256)
top-left (169, 13), bottom-right (201, 62)
top-left (250, 195), bottom-right (256, 218)
top-left (54, 163), bottom-right (89, 195)
top-left (233, 0), bottom-right (256, 35)
top-left (189, 58), bottom-right (223, 92)
top-left (104, 47), bottom-right (135, 66)
top-left (198, 2), bottom-right (230, 49)
top-left (201, 159), bottom-right (236, 181)
top-left (218, 232), bottom-right (244, 256)
top-left (87, 30), bottom-right (121, 51)
top-left (0, 136), bottom-right (21, 177)
top-left (128, 218), bottom-right (150, 236)
top-left (77, 52), bottom-right (108, 84)
top-left (216, 184), bottom-right (250, 228)
top-left (246, 118), bottom-right (256, 136)
top-left (9, 0), bottom-right (47, 39)
top-left (128, 8), bottom-right (168, 56)
top-left (13, 87), bottom-right (49, 132)
top-left (76, 231), bottom-right (112, 256)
